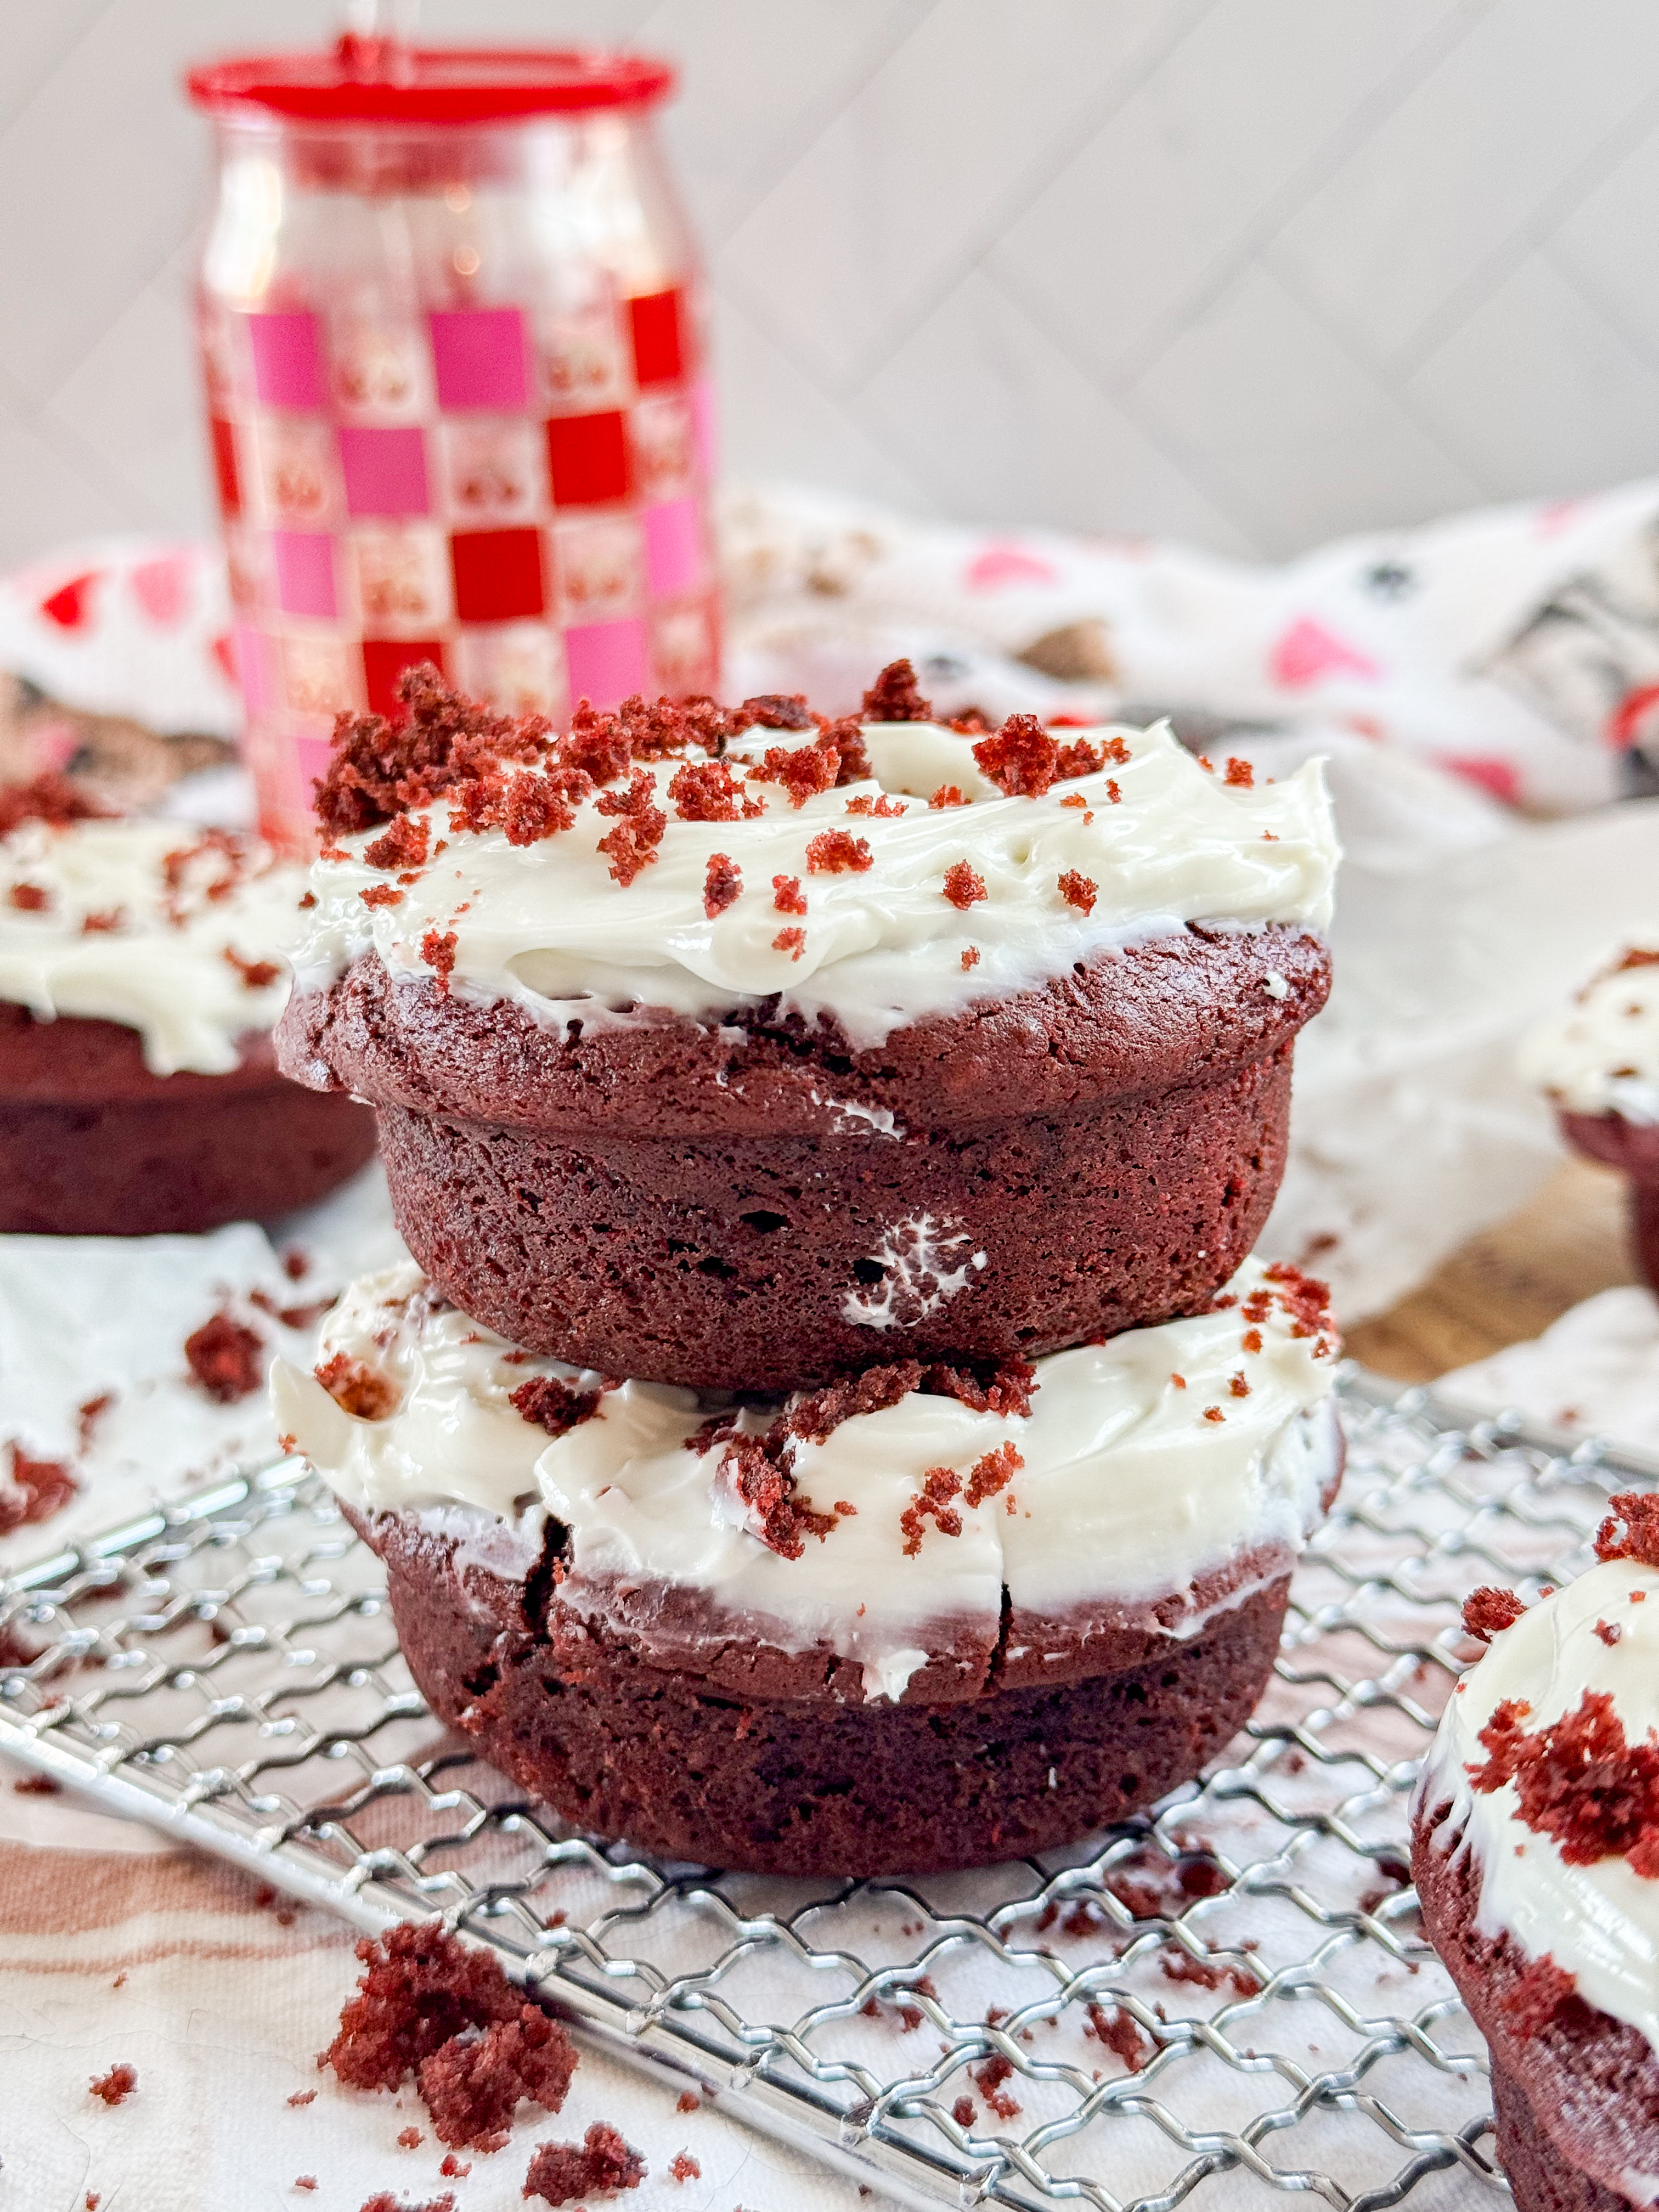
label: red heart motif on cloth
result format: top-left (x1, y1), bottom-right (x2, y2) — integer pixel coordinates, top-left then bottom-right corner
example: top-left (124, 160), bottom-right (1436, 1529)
top-left (129, 552), bottom-right (193, 627)
top-left (963, 542), bottom-right (1061, 591)
top-left (1269, 616), bottom-right (1380, 689)
top-left (1436, 753), bottom-right (1521, 805)
top-left (37, 571), bottom-right (100, 631)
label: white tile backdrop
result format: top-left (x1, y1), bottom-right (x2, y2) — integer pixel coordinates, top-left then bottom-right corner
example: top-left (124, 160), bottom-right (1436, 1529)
top-left (5, 0), bottom-right (1659, 568)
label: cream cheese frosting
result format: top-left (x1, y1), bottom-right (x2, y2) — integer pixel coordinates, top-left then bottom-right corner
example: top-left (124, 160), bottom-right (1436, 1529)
top-left (272, 1254), bottom-right (1341, 1702)
top-left (1417, 1558), bottom-right (1659, 2056)
top-left (289, 718), bottom-right (1339, 1051)
top-left (1520, 945), bottom-right (1659, 1124)
top-left (0, 817), bottom-right (307, 1075)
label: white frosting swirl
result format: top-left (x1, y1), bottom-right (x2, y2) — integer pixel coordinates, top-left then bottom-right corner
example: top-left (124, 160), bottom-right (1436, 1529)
top-left (273, 1255), bottom-right (1340, 1702)
top-left (0, 818), bottom-right (308, 1076)
top-left (289, 721), bottom-right (1338, 1049)
top-left (1417, 1558), bottom-right (1659, 2055)
top-left (1520, 945), bottom-right (1659, 1123)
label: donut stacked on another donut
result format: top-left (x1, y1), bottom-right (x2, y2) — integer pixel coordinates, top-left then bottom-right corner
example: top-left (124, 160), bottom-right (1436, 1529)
top-left (274, 663), bottom-right (1344, 1874)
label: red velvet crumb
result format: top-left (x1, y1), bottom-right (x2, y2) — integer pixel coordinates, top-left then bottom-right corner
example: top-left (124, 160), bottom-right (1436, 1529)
top-left (716, 1435), bottom-right (837, 1558)
top-left (901, 1466), bottom-right (963, 1555)
top-left (961, 946), bottom-right (980, 969)
top-left (439, 2155), bottom-right (471, 2178)
top-left (417, 2002), bottom-right (578, 2152)
top-left (971, 2053), bottom-right (1021, 2118)
top-left (751, 741), bottom-right (837, 808)
top-left (420, 928), bottom-right (458, 987)
top-left (364, 815), bottom-right (432, 872)
top-left (703, 852), bottom-right (742, 918)
top-left (1463, 1587), bottom-right (1526, 1643)
top-left (593, 769), bottom-right (667, 885)
top-left (669, 2151), bottom-right (700, 2182)
top-left (1595, 1491), bottom-right (1659, 1570)
top-left (1596, 1620), bottom-right (1623, 1646)
top-left (314, 1352), bottom-right (399, 1420)
top-left (923, 1358), bottom-right (1038, 1418)
top-left (771, 873), bottom-right (806, 915)
top-left (1502, 1952), bottom-right (1585, 2039)
top-left (952, 2095), bottom-right (977, 2127)
top-left (523, 2120), bottom-right (646, 2205)
top-left (320, 1924), bottom-right (577, 2154)
top-left (929, 784), bottom-right (968, 809)
top-left (860, 659), bottom-right (933, 723)
top-left (805, 830), bottom-right (872, 873)
top-left (360, 882), bottom-right (404, 908)
top-left (224, 946), bottom-right (281, 989)
top-left (0, 1443), bottom-right (78, 1532)
top-left (89, 2063), bottom-right (137, 2105)
top-left (772, 927), bottom-right (806, 960)
top-left (509, 1375), bottom-right (601, 1440)
top-left (398, 2125), bottom-right (422, 2147)
top-left (741, 693), bottom-right (812, 730)
top-left (669, 759), bottom-right (760, 822)
top-left (675, 2091), bottom-right (699, 2113)
top-left (8, 881), bottom-right (48, 911)
top-left (1224, 757), bottom-right (1255, 787)
top-left (1468, 1689), bottom-right (1659, 1872)
top-left (1057, 870), bottom-right (1097, 915)
top-left (185, 1312), bottom-right (264, 1403)
top-left (358, 2196), bottom-right (453, 2212)
top-left (941, 860), bottom-right (985, 909)
top-left (973, 714), bottom-right (1059, 796)
top-left (1086, 2004), bottom-right (1151, 2072)
top-left (0, 772), bottom-right (112, 834)
top-left (963, 1443), bottom-right (1023, 1507)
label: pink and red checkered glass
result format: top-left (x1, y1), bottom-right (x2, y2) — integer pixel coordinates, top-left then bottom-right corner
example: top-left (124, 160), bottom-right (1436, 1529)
top-left (204, 264), bottom-right (718, 850)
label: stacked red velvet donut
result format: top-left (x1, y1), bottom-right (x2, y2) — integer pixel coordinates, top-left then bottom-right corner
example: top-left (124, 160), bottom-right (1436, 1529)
top-left (274, 664), bottom-right (1343, 1874)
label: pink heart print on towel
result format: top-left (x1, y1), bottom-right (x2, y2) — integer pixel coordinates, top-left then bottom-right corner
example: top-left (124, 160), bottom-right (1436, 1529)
top-left (963, 541), bottom-right (1062, 592)
top-left (129, 553), bottom-right (194, 628)
top-left (1269, 616), bottom-right (1381, 690)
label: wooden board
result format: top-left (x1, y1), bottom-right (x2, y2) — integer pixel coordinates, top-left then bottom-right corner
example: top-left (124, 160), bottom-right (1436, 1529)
top-left (1343, 1156), bottom-right (1640, 1383)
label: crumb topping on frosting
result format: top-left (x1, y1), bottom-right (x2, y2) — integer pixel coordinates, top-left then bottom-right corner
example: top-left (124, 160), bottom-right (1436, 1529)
top-left (0, 811), bottom-right (308, 1073)
top-left (287, 665), bottom-right (1339, 1051)
top-left (272, 1254), bottom-right (1340, 1705)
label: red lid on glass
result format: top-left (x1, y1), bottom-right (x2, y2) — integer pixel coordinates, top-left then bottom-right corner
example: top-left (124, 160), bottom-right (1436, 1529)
top-left (186, 37), bottom-right (675, 124)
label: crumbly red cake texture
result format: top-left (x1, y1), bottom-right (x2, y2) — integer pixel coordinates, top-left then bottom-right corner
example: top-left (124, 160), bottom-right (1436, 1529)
top-left (523, 2121), bottom-right (645, 2205)
top-left (184, 1311), bottom-right (264, 1403)
top-left (0, 1008), bottom-right (376, 1237)
top-left (88, 2063), bottom-right (137, 2105)
top-left (0, 772), bottom-right (112, 836)
top-left (507, 1376), bottom-right (602, 1440)
top-left (1594, 1489), bottom-right (1659, 1569)
top-left (1467, 1688), bottom-right (1659, 1874)
top-left (358, 2195), bottom-right (453, 2212)
top-left (320, 1925), bottom-right (577, 2152)
top-left (1463, 1586), bottom-right (1527, 1642)
top-left (0, 1442), bottom-right (77, 1532)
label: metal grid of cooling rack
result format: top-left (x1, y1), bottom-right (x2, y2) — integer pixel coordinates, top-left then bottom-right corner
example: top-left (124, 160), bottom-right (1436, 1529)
top-left (2, 1368), bottom-right (1655, 2211)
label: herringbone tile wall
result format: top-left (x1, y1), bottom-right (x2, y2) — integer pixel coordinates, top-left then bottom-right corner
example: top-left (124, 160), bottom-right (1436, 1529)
top-left (6, 0), bottom-right (1659, 568)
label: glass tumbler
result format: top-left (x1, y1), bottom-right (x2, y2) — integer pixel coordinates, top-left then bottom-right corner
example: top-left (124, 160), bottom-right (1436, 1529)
top-left (187, 38), bottom-right (718, 851)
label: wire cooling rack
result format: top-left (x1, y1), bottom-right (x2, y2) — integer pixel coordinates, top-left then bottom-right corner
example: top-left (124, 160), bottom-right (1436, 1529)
top-left (2, 1370), bottom-right (1654, 2212)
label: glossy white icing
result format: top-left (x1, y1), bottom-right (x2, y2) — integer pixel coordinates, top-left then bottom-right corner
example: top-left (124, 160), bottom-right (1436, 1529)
top-left (273, 1253), bottom-right (1340, 1702)
top-left (1520, 945), bottom-right (1659, 1124)
top-left (0, 817), bottom-right (307, 1075)
top-left (287, 719), bottom-right (1338, 1051)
